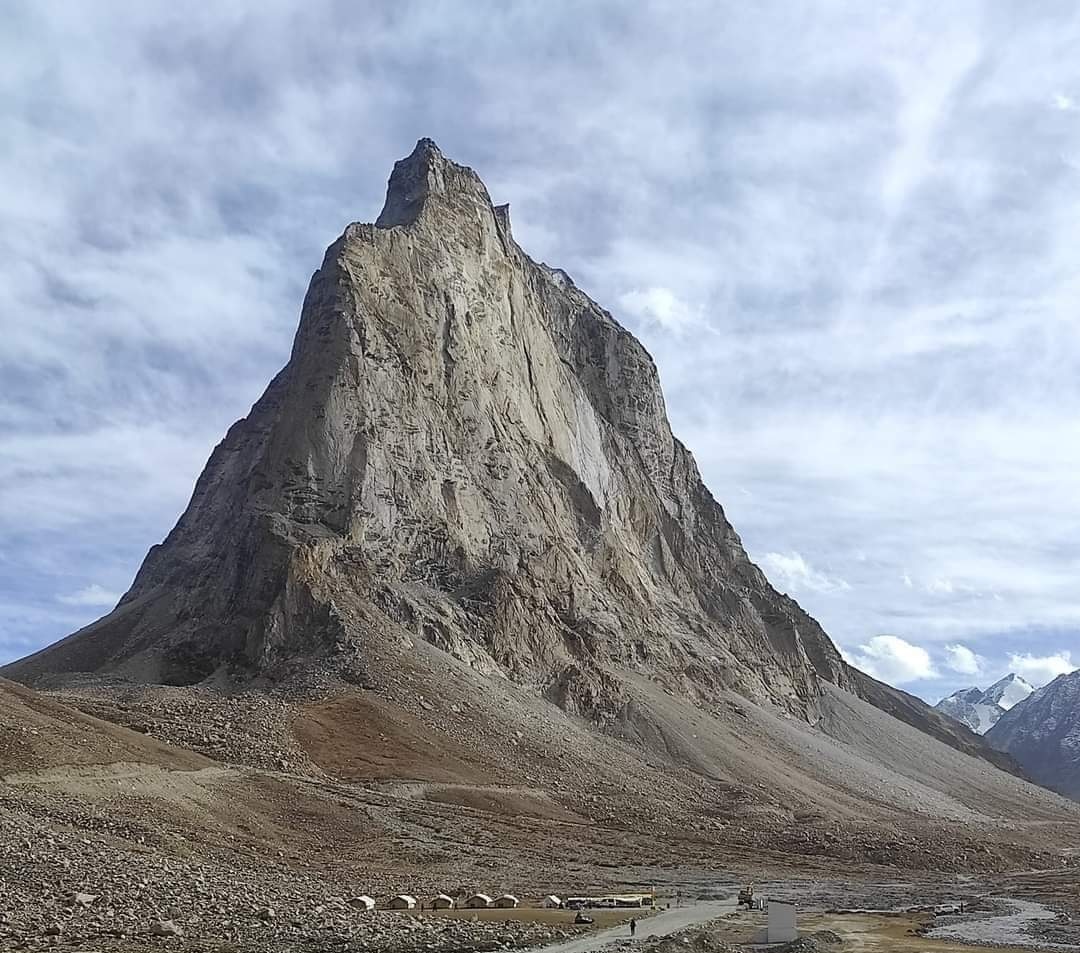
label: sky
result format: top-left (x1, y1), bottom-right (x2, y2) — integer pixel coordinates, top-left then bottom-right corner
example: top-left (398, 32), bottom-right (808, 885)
top-left (2, 1), bottom-right (1079, 702)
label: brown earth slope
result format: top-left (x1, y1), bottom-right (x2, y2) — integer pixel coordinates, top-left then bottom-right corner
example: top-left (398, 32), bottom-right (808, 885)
top-left (0, 676), bottom-right (208, 773)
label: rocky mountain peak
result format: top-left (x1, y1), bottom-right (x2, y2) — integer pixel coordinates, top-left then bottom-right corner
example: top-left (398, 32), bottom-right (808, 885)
top-left (984, 672), bottom-right (1035, 710)
top-left (933, 673), bottom-right (1037, 735)
top-left (375, 137), bottom-right (492, 228)
top-left (934, 686), bottom-right (1004, 735)
top-left (988, 669), bottom-right (1080, 800)
top-left (2, 141), bottom-right (1013, 771)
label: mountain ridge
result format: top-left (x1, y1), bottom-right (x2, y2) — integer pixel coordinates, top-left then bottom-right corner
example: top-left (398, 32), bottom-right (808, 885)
top-left (934, 673), bottom-right (1035, 735)
top-left (987, 669), bottom-right (1080, 800)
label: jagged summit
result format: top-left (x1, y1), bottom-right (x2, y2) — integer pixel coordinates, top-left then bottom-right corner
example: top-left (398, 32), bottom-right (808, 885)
top-left (933, 673), bottom-right (1035, 735)
top-left (2, 142), bottom-right (1009, 768)
top-left (983, 672), bottom-right (1035, 710)
top-left (935, 686), bottom-right (1005, 735)
top-left (376, 137), bottom-right (493, 228)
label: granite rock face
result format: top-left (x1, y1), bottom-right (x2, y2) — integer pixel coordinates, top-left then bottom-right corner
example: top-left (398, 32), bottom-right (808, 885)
top-left (2, 141), bottom-right (907, 731)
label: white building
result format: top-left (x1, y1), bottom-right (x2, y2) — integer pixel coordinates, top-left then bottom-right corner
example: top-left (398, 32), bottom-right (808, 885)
top-left (494, 894), bottom-right (519, 909)
top-left (767, 900), bottom-right (797, 943)
top-left (543, 895), bottom-right (562, 909)
top-left (431, 894), bottom-right (455, 910)
top-left (387, 895), bottom-right (417, 911)
top-left (349, 896), bottom-right (376, 912)
top-left (465, 893), bottom-right (493, 909)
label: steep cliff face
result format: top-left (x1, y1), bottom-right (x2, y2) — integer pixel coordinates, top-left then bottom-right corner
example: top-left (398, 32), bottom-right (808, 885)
top-left (3, 141), bottom-right (875, 730)
top-left (988, 671), bottom-right (1080, 800)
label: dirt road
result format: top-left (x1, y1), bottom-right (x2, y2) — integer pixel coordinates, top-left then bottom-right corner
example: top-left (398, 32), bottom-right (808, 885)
top-left (536, 899), bottom-right (736, 953)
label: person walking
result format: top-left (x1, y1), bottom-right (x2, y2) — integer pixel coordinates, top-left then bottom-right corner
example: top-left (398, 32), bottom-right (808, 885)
top-left (630, 918), bottom-right (637, 938)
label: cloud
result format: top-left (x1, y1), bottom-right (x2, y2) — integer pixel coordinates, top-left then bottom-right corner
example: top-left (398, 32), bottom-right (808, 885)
top-left (851, 635), bottom-right (938, 685)
top-left (759, 551), bottom-right (851, 595)
top-left (618, 286), bottom-right (701, 333)
top-left (943, 643), bottom-right (984, 677)
top-left (1007, 651), bottom-right (1077, 686)
top-left (56, 584), bottom-right (122, 608)
top-left (1053, 92), bottom-right (1076, 111)
top-left (925, 578), bottom-right (956, 595)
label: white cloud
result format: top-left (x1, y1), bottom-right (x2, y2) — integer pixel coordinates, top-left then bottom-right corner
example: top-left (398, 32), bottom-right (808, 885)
top-left (760, 551), bottom-right (851, 595)
top-left (1007, 651), bottom-right (1076, 686)
top-left (925, 577), bottom-right (955, 595)
top-left (943, 643), bottom-right (983, 677)
top-left (57, 584), bottom-right (122, 608)
top-left (851, 635), bottom-right (938, 685)
top-left (1053, 92), bottom-right (1076, 111)
top-left (618, 286), bottom-right (701, 334)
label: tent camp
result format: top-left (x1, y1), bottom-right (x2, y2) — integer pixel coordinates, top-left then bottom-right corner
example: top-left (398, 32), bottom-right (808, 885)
top-left (349, 896), bottom-right (376, 912)
top-left (494, 895), bottom-right (519, 909)
top-left (431, 894), bottom-right (455, 910)
top-left (387, 895), bottom-right (417, 911)
top-left (465, 894), bottom-right (493, 909)
top-left (543, 895), bottom-right (562, 908)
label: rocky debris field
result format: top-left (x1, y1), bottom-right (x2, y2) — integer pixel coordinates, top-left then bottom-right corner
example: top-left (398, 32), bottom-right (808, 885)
top-left (39, 679), bottom-right (316, 774)
top-left (0, 793), bottom-right (570, 953)
top-left (32, 670), bottom-right (1066, 882)
top-left (3, 669), bottom-right (1079, 953)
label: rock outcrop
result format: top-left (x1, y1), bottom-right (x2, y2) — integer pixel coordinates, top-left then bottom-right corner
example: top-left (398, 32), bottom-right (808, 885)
top-left (987, 670), bottom-right (1080, 800)
top-left (0, 141), bottom-right (1004, 763)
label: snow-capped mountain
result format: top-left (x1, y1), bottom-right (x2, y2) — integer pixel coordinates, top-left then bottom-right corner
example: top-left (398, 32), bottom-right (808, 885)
top-left (933, 674), bottom-right (1034, 734)
top-left (983, 673), bottom-right (1035, 710)
top-left (987, 670), bottom-right (1080, 801)
top-left (935, 688), bottom-right (1005, 734)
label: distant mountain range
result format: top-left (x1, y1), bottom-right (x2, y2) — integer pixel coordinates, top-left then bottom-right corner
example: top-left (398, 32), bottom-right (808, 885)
top-left (987, 670), bottom-right (1080, 801)
top-left (935, 670), bottom-right (1080, 802)
top-left (934, 674), bottom-right (1035, 734)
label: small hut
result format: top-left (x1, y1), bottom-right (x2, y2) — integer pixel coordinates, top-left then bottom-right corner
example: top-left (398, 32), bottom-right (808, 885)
top-left (349, 896), bottom-right (376, 912)
top-left (387, 895), bottom-right (417, 911)
top-left (465, 893), bottom-right (493, 909)
top-left (767, 900), bottom-right (797, 943)
top-left (542, 895), bottom-right (562, 909)
top-left (431, 894), bottom-right (455, 910)
top-left (494, 894), bottom-right (519, 909)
